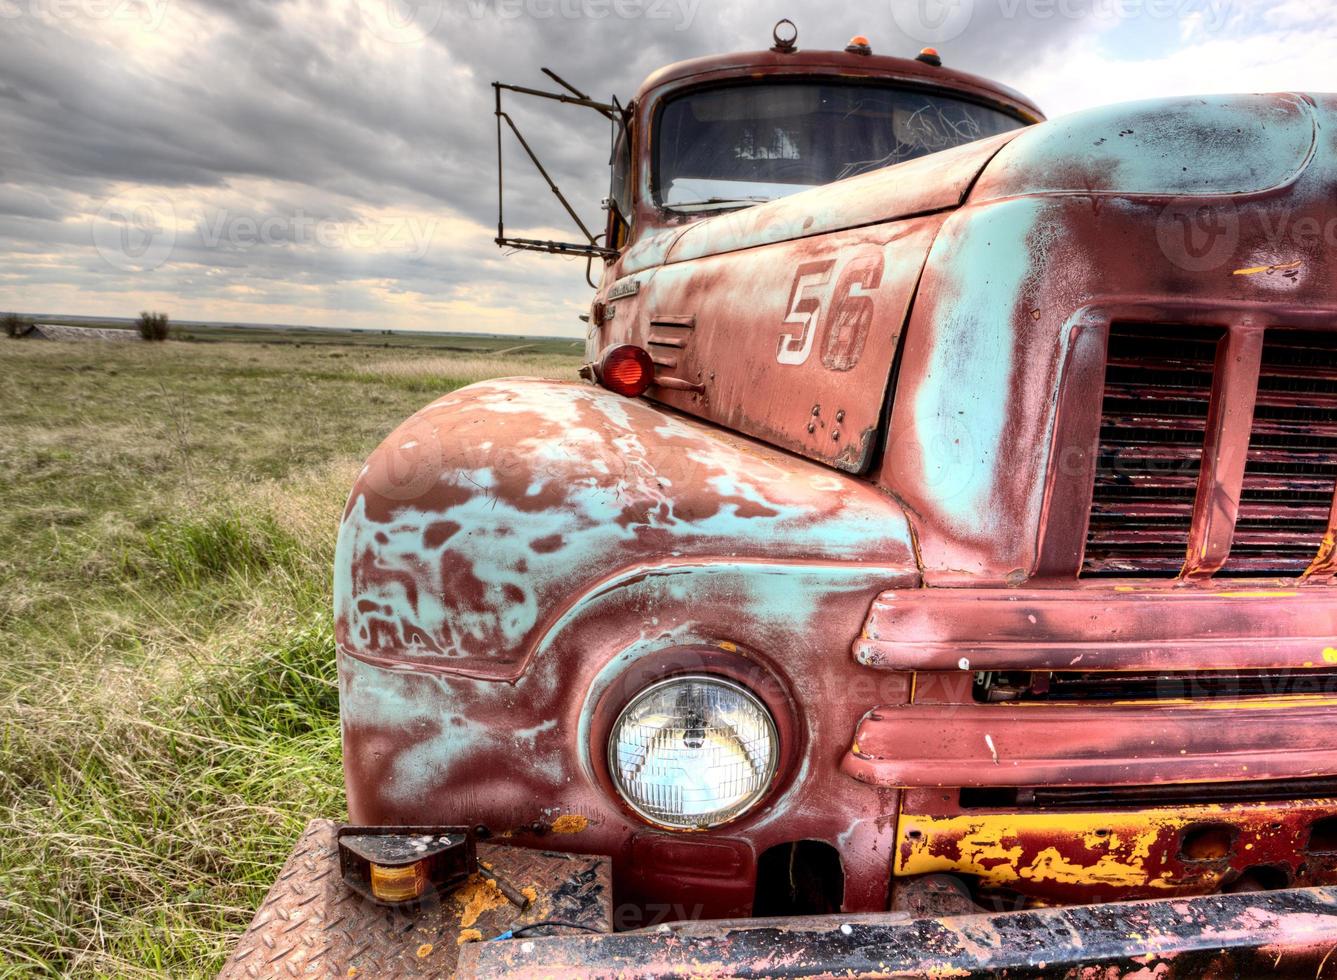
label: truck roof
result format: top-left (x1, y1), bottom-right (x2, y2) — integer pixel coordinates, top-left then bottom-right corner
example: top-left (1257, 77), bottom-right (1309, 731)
top-left (634, 46), bottom-right (1045, 123)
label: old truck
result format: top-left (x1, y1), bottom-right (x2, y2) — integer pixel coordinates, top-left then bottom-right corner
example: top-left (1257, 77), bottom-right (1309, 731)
top-left (222, 22), bottom-right (1337, 979)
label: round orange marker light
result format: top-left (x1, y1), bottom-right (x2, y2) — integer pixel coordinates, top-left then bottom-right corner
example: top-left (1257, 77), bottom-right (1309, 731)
top-left (598, 344), bottom-right (655, 397)
top-left (916, 47), bottom-right (942, 67)
top-left (845, 34), bottom-right (872, 55)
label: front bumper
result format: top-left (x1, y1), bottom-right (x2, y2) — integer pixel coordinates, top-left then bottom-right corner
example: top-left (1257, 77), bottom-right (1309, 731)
top-left (224, 820), bottom-right (1337, 979)
top-left (458, 884), bottom-right (1337, 978)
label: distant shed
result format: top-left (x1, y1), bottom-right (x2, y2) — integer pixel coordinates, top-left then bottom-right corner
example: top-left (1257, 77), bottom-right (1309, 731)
top-left (29, 324), bottom-right (140, 342)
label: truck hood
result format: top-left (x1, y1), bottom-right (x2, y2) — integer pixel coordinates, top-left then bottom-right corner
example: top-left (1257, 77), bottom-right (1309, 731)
top-left (625, 93), bottom-right (1318, 272)
top-left (970, 93), bottom-right (1317, 202)
top-left (654, 130), bottom-right (1018, 266)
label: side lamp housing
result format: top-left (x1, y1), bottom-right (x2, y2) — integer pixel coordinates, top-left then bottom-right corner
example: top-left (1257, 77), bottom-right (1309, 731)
top-left (337, 825), bottom-right (476, 905)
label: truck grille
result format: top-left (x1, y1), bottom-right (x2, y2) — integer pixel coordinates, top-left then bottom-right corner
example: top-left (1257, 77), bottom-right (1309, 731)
top-left (1084, 323), bottom-right (1222, 576)
top-left (1224, 329), bottom-right (1337, 576)
top-left (1084, 323), bottom-right (1337, 579)
top-left (961, 776), bottom-right (1337, 811)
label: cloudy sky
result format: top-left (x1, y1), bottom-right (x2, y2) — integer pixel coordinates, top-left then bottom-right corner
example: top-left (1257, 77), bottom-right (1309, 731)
top-left (0, 0), bottom-right (1331, 337)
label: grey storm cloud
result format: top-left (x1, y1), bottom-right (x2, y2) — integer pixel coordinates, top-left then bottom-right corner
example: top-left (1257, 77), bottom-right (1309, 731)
top-left (0, 0), bottom-right (1105, 331)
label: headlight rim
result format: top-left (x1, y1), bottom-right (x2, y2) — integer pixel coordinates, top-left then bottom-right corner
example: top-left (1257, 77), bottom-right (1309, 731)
top-left (605, 671), bottom-right (782, 832)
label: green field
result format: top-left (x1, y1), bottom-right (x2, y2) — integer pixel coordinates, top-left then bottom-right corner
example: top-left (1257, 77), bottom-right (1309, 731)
top-left (23, 316), bottom-right (586, 354)
top-left (0, 337), bottom-right (583, 977)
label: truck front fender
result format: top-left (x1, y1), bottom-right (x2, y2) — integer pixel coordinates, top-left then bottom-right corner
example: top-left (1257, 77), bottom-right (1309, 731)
top-left (334, 379), bottom-right (918, 681)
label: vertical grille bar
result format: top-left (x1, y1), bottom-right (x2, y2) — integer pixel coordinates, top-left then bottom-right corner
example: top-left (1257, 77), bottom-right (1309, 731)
top-left (1181, 329), bottom-right (1263, 578)
top-left (1083, 323), bottom-right (1224, 577)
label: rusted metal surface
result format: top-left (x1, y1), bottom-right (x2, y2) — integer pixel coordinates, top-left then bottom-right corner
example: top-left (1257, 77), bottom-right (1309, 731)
top-left (457, 886), bottom-right (1337, 978)
top-left (1082, 322), bottom-right (1220, 577)
top-left (1182, 329), bottom-right (1263, 577)
top-left (875, 93), bottom-right (1336, 586)
top-left (338, 381), bottom-right (917, 919)
top-left (845, 698), bottom-right (1337, 788)
top-left (969, 93), bottom-right (1315, 200)
top-left (612, 217), bottom-right (946, 471)
top-left (894, 798), bottom-right (1337, 906)
top-left (854, 585), bottom-right (1337, 672)
top-left (337, 377), bottom-right (916, 679)
top-left (217, 819), bottom-right (610, 979)
top-left (336, 32), bottom-right (1337, 942)
top-left (658, 132), bottom-right (1019, 268)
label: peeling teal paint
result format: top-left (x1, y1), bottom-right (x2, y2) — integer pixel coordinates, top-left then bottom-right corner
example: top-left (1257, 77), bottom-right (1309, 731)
top-left (566, 561), bottom-right (909, 785)
top-left (336, 380), bottom-right (916, 677)
top-left (912, 197), bottom-right (1052, 529)
top-left (976, 94), bottom-right (1315, 201)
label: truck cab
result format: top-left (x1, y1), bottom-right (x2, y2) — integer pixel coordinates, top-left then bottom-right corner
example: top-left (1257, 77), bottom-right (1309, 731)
top-left (335, 23), bottom-right (1337, 943)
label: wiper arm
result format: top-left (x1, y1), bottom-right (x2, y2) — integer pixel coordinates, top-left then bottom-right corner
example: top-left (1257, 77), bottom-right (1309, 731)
top-left (667, 197), bottom-right (769, 212)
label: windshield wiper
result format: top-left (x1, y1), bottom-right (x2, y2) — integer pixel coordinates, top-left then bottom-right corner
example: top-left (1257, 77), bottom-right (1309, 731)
top-left (667, 197), bottom-right (770, 212)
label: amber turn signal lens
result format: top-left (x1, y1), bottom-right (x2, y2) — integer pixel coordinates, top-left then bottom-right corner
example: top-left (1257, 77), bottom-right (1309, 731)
top-left (598, 344), bottom-right (656, 397)
top-left (370, 860), bottom-right (427, 903)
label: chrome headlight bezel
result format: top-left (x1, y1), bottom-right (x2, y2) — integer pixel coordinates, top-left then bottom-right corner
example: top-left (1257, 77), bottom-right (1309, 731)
top-left (606, 673), bottom-right (781, 831)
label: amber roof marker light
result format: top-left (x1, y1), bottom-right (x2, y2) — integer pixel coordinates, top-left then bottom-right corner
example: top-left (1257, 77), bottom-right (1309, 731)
top-left (845, 35), bottom-right (872, 55)
top-left (916, 47), bottom-right (943, 67)
top-left (596, 344), bottom-right (656, 397)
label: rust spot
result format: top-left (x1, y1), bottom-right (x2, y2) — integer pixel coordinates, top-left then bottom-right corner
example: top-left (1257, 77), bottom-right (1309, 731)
top-left (456, 929), bottom-right (483, 946)
top-left (415, 943), bottom-right (433, 958)
top-left (1181, 824), bottom-right (1236, 862)
top-left (529, 533), bottom-right (564, 553)
top-left (423, 521), bottom-right (461, 549)
top-left (521, 885), bottom-right (539, 904)
top-left (551, 814), bottom-right (590, 835)
top-left (1308, 816), bottom-right (1337, 854)
top-left (455, 874), bottom-right (509, 928)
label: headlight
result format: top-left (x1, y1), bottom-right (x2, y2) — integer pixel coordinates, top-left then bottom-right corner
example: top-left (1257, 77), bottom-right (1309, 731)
top-left (608, 675), bottom-right (779, 830)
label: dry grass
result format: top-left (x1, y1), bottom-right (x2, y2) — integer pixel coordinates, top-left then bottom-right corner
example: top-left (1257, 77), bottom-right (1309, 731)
top-left (0, 337), bottom-right (582, 977)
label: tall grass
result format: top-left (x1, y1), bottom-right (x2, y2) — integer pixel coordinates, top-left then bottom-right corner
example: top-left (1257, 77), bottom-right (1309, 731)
top-left (0, 338), bottom-right (581, 977)
top-left (0, 494), bottom-right (344, 977)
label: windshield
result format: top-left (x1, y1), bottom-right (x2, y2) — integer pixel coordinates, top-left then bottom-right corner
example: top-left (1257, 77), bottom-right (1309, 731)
top-left (655, 81), bottom-right (1025, 210)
